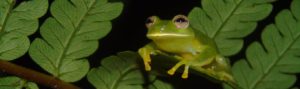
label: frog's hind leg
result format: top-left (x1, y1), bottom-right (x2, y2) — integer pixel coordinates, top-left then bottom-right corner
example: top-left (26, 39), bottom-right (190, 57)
top-left (167, 54), bottom-right (194, 79)
top-left (167, 60), bottom-right (191, 79)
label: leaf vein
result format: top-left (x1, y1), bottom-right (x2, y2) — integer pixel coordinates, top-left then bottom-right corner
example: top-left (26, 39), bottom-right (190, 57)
top-left (55, 0), bottom-right (96, 73)
top-left (35, 45), bottom-right (57, 74)
top-left (211, 0), bottom-right (243, 38)
top-left (111, 65), bottom-right (138, 89)
top-left (0, 0), bottom-right (15, 33)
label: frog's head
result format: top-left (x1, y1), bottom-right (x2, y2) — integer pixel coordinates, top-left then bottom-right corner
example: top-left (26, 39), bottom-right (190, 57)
top-left (145, 15), bottom-right (195, 40)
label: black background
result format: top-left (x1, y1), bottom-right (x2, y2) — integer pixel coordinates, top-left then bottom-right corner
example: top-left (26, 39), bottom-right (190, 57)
top-left (7, 0), bottom-right (299, 89)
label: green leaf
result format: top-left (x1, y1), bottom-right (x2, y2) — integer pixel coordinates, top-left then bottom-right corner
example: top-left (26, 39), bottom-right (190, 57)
top-left (148, 79), bottom-right (173, 89)
top-left (0, 76), bottom-right (39, 89)
top-left (227, 0), bottom-right (300, 88)
top-left (188, 0), bottom-right (273, 56)
top-left (0, 0), bottom-right (48, 61)
top-left (24, 82), bottom-right (38, 89)
top-left (87, 51), bottom-right (144, 89)
top-left (29, 0), bottom-right (123, 82)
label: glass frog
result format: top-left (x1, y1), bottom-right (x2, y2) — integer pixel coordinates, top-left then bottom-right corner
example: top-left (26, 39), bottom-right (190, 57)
top-left (138, 15), bottom-right (234, 83)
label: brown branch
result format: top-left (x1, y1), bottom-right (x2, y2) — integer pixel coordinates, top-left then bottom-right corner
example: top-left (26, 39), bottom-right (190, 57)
top-left (0, 60), bottom-right (80, 89)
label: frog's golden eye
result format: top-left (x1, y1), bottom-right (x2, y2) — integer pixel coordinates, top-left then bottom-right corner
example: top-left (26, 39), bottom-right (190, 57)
top-left (145, 16), bottom-right (156, 28)
top-left (173, 15), bottom-right (189, 29)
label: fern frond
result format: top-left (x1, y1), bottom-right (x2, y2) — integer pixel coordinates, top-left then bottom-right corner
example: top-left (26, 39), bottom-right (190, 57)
top-left (29, 0), bottom-right (123, 82)
top-left (228, 0), bottom-right (300, 88)
top-left (148, 79), bottom-right (174, 89)
top-left (0, 0), bottom-right (47, 60)
top-left (188, 0), bottom-right (273, 56)
top-left (0, 76), bottom-right (38, 89)
top-left (87, 51), bottom-right (144, 89)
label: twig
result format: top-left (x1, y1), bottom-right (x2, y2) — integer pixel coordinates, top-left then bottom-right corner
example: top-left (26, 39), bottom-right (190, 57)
top-left (0, 60), bottom-right (80, 89)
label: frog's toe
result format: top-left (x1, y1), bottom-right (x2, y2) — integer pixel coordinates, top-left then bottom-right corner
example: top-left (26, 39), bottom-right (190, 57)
top-left (181, 73), bottom-right (188, 79)
top-left (144, 62), bottom-right (151, 71)
top-left (145, 66), bottom-right (151, 71)
top-left (181, 65), bottom-right (190, 79)
top-left (167, 69), bottom-right (176, 75)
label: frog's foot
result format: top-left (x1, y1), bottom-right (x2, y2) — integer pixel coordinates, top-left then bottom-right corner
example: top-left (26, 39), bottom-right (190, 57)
top-left (181, 65), bottom-right (190, 78)
top-left (217, 72), bottom-right (235, 83)
top-left (142, 55), bottom-right (151, 71)
top-left (138, 48), bottom-right (152, 71)
top-left (167, 60), bottom-right (190, 79)
top-left (144, 60), bottom-right (151, 71)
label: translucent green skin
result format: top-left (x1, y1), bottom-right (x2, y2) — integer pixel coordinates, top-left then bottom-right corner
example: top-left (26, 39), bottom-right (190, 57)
top-left (139, 15), bottom-right (233, 81)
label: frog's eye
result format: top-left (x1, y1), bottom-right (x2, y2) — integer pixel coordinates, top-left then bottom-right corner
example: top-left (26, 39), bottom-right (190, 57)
top-left (173, 15), bottom-right (189, 29)
top-left (145, 16), bottom-right (156, 28)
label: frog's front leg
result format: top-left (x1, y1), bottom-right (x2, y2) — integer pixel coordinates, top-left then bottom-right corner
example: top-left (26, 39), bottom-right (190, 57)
top-left (138, 43), bottom-right (158, 71)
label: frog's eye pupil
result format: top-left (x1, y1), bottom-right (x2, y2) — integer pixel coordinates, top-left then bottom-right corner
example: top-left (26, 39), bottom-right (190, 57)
top-left (145, 18), bottom-right (153, 24)
top-left (145, 16), bottom-right (156, 28)
top-left (175, 17), bottom-right (187, 23)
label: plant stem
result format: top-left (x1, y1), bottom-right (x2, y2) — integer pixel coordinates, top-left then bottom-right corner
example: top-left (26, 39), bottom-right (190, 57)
top-left (0, 60), bottom-right (80, 89)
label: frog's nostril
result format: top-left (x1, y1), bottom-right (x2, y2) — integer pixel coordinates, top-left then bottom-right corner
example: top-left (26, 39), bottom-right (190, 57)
top-left (160, 26), bottom-right (166, 31)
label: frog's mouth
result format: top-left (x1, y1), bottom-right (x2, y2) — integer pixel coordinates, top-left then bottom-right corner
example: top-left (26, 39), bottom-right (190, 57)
top-left (147, 33), bottom-right (192, 39)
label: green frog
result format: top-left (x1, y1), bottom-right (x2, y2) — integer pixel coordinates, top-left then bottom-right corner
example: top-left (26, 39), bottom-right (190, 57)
top-left (138, 15), bottom-right (233, 83)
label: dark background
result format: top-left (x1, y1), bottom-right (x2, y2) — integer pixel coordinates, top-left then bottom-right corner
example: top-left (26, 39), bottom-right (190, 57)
top-left (6, 0), bottom-right (298, 89)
